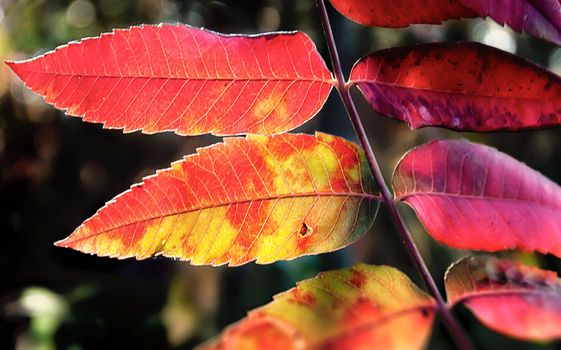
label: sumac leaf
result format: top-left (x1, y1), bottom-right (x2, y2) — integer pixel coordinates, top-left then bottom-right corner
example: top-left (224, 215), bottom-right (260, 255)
top-left (460, 0), bottom-right (561, 46)
top-left (393, 139), bottom-right (561, 257)
top-left (56, 133), bottom-right (379, 265)
top-left (198, 264), bottom-right (436, 350)
top-left (349, 42), bottom-right (561, 132)
top-left (7, 24), bottom-right (334, 136)
top-left (328, 0), bottom-right (476, 27)
top-left (446, 255), bottom-right (561, 341)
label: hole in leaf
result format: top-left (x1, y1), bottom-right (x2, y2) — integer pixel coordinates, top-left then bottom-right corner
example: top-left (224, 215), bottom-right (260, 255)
top-left (299, 222), bottom-right (310, 237)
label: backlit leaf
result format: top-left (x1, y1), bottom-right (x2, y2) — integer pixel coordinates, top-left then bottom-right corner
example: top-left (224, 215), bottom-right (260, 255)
top-left (460, 0), bottom-right (561, 46)
top-left (327, 0), bottom-right (561, 45)
top-left (446, 255), bottom-right (561, 341)
top-left (198, 264), bottom-right (436, 350)
top-left (349, 42), bottom-right (561, 132)
top-left (393, 139), bottom-right (561, 256)
top-left (55, 133), bottom-right (379, 266)
top-left (328, 0), bottom-right (476, 27)
top-left (7, 24), bottom-right (334, 136)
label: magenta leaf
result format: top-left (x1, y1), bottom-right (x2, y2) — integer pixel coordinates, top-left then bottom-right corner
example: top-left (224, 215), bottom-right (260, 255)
top-left (393, 139), bottom-right (561, 257)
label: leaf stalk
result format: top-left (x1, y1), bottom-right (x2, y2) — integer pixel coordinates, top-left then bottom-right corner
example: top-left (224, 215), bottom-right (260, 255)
top-left (314, 1), bottom-right (476, 349)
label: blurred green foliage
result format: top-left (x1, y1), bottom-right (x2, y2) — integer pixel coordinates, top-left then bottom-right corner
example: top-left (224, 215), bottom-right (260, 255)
top-left (1, 1), bottom-right (561, 349)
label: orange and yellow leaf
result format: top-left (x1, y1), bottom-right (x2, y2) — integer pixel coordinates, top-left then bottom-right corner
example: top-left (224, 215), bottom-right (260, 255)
top-left (55, 133), bottom-right (379, 265)
top-left (198, 264), bottom-right (436, 350)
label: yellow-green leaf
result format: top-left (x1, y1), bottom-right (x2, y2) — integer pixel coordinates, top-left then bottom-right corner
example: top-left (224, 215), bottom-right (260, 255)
top-left (198, 264), bottom-right (436, 350)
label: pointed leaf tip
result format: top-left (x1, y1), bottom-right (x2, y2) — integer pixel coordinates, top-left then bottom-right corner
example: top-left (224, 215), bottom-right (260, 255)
top-left (53, 238), bottom-right (69, 248)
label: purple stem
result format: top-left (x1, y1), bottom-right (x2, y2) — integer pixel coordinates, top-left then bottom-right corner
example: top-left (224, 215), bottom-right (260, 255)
top-left (314, 1), bottom-right (476, 349)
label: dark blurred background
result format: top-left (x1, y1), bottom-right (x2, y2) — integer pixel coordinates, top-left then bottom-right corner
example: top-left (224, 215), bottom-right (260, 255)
top-left (1, 0), bottom-right (561, 349)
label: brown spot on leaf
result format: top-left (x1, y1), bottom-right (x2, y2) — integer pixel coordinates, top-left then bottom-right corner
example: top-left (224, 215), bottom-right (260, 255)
top-left (350, 269), bottom-right (366, 288)
top-left (420, 307), bottom-right (431, 318)
top-left (291, 288), bottom-right (316, 305)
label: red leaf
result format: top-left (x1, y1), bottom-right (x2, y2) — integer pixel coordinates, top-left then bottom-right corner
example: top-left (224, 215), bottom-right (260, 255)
top-left (446, 255), bottom-right (561, 341)
top-left (328, 0), bottom-right (476, 27)
top-left (460, 0), bottom-right (561, 45)
top-left (349, 42), bottom-right (561, 132)
top-left (393, 139), bottom-right (561, 256)
top-left (56, 133), bottom-right (379, 265)
top-left (7, 24), bottom-right (334, 136)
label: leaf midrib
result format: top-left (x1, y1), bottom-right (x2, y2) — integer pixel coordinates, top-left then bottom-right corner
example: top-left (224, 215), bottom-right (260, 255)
top-left (451, 288), bottom-right (561, 307)
top-left (316, 303), bottom-right (437, 348)
top-left (396, 192), bottom-right (561, 212)
top-left (65, 191), bottom-right (380, 244)
top-left (350, 79), bottom-right (557, 101)
top-left (15, 68), bottom-right (337, 83)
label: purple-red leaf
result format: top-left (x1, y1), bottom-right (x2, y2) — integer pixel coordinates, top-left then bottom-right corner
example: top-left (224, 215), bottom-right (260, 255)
top-left (327, 0), bottom-right (561, 45)
top-left (349, 42), bottom-right (561, 132)
top-left (460, 0), bottom-right (561, 46)
top-left (393, 139), bottom-right (561, 257)
top-left (446, 255), bottom-right (561, 340)
top-left (7, 24), bottom-right (334, 136)
top-left (328, 0), bottom-right (476, 27)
